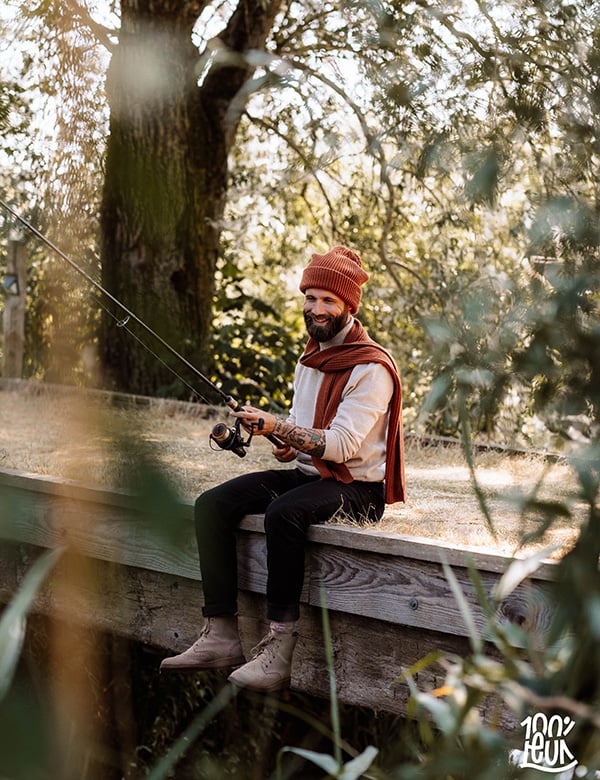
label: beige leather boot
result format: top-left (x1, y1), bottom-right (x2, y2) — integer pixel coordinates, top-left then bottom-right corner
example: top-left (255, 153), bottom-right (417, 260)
top-left (160, 616), bottom-right (245, 672)
top-left (227, 630), bottom-right (298, 692)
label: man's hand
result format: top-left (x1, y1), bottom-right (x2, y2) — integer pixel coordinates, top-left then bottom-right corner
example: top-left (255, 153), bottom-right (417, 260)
top-left (271, 441), bottom-right (297, 463)
top-left (231, 405), bottom-right (277, 435)
top-left (231, 406), bottom-right (326, 458)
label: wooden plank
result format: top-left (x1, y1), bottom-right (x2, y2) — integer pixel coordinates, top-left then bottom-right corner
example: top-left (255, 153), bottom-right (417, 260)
top-left (0, 540), bottom-right (517, 725)
top-left (0, 466), bottom-right (147, 508)
top-left (240, 512), bottom-right (558, 579)
top-left (0, 467), bottom-right (200, 580)
top-left (308, 542), bottom-right (495, 634)
top-left (0, 467), bottom-right (558, 575)
top-left (0, 467), bottom-right (556, 643)
top-left (238, 528), bottom-right (554, 640)
top-left (0, 542), bottom-right (204, 650)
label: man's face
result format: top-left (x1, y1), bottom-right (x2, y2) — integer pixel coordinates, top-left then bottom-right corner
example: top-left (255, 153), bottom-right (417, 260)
top-left (303, 288), bottom-right (350, 342)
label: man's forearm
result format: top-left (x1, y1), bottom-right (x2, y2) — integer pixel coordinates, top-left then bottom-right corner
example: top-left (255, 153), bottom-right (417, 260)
top-left (230, 406), bottom-right (326, 458)
top-left (273, 419), bottom-right (326, 458)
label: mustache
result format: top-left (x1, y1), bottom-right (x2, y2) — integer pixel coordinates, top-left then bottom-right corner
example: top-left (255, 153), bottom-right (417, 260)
top-left (304, 312), bottom-right (333, 323)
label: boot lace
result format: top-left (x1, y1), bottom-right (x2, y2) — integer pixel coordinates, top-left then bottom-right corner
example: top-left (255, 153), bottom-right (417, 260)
top-left (250, 630), bottom-right (279, 660)
top-left (191, 619), bottom-right (212, 646)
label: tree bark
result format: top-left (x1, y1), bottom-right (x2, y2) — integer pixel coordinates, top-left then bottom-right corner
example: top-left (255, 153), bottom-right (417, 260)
top-left (100, 0), bottom-right (281, 396)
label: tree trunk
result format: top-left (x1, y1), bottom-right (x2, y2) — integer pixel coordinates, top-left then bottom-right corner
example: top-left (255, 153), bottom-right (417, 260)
top-left (100, 0), bottom-right (280, 396)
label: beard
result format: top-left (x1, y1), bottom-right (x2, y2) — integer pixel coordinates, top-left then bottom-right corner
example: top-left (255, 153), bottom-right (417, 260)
top-left (304, 308), bottom-right (350, 342)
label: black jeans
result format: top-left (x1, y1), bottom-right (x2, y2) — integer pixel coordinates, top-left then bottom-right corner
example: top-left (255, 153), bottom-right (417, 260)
top-left (194, 468), bottom-right (385, 622)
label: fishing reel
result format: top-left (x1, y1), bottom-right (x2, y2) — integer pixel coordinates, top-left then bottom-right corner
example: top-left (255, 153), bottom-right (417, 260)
top-left (209, 417), bottom-right (254, 458)
top-left (210, 398), bottom-right (281, 458)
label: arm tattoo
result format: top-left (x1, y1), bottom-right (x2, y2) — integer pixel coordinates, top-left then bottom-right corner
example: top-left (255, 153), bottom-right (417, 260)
top-left (273, 419), bottom-right (326, 458)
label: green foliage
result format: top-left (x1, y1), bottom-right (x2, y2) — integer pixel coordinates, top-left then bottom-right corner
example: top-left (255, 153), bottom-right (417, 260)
top-left (278, 589), bottom-right (379, 779)
top-left (210, 244), bottom-right (305, 410)
top-left (421, 253), bottom-right (600, 447)
top-left (0, 547), bottom-right (62, 701)
top-left (280, 745), bottom-right (379, 780)
top-left (145, 684), bottom-right (238, 780)
top-left (0, 78), bottom-right (38, 181)
top-left (392, 514), bottom-right (600, 776)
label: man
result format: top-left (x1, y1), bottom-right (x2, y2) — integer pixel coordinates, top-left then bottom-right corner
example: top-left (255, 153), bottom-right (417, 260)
top-left (160, 245), bottom-right (405, 691)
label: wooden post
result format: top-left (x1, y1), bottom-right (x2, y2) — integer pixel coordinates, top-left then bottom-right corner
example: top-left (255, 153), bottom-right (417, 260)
top-left (2, 237), bottom-right (26, 378)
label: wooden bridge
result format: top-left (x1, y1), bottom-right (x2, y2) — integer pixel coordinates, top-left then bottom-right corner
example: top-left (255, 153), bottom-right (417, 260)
top-left (0, 465), bottom-right (556, 724)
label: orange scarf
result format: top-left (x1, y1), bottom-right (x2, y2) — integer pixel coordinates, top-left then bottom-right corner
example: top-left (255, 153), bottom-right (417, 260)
top-left (299, 320), bottom-right (405, 504)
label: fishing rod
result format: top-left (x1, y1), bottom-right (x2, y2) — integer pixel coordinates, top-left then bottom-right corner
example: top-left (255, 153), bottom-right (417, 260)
top-left (0, 197), bottom-right (282, 458)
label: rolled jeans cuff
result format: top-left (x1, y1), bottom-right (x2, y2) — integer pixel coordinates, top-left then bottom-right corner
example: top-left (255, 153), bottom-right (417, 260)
top-left (202, 602), bottom-right (237, 618)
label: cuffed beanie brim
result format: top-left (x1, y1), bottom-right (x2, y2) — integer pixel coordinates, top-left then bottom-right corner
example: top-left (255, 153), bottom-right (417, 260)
top-left (299, 245), bottom-right (369, 313)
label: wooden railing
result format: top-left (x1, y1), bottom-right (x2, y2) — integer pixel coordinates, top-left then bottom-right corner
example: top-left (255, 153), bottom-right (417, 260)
top-left (0, 466), bottom-right (556, 722)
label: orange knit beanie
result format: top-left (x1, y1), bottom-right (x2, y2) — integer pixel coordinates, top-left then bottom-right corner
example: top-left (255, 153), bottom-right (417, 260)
top-left (299, 245), bottom-right (369, 314)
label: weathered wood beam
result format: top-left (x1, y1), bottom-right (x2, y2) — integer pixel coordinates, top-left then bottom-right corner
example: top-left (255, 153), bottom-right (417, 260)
top-left (0, 540), bottom-right (507, 722)
top-left (0, 467), bottom-right (557, 638)
top-left (0, 466), bottom-right (556, 721)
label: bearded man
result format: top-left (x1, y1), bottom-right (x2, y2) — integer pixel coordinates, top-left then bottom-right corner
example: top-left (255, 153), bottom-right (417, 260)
top-left (160, 245), bottom-right (405, 691)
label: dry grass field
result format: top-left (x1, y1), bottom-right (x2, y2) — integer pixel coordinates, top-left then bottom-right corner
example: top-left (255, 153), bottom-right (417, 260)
top-left (0, 381), bottom-right (586, 559)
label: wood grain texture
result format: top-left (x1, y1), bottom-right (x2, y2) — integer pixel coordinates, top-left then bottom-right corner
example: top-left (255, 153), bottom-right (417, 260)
top-left (0, 467), bottom-right (557, 720)
top-left (0, 541), bottom-right (517, 727)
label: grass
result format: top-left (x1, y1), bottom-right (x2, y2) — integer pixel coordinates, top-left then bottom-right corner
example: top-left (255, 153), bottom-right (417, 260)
top-left (0, 382), bottom-right (586, 559)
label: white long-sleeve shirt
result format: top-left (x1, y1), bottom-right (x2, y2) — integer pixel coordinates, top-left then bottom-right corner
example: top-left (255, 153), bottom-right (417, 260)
top-left (288, 319), bottom-right (394, 482)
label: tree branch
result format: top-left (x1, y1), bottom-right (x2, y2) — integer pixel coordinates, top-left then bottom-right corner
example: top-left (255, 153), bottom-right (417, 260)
top-left (284, 56), bottom-right (436, 296)
top-left (244, 109), bottom-right (339, 238)
top-left (202, 0), bottom-right (283, 145)
top-left (63, 0), bottom-right (118, 52)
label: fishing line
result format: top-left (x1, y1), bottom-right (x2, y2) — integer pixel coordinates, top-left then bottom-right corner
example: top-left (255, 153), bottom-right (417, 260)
top-left (0, 197), bottom-right (231, 406)
top-left (0, 197), bottom-right (286, 457)
top-left (90, 289), bottom-right (214, 406)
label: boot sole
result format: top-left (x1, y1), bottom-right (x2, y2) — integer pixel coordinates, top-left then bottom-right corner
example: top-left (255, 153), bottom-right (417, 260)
top-left (160, 656), bottom-right (246, 673)
top-left (227, 676), bottom-right (291, 693)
